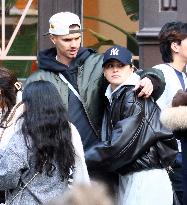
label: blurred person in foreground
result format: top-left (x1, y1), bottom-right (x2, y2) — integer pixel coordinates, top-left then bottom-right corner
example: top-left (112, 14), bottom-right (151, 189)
top-left (47, 182), bottom-right (113, 205)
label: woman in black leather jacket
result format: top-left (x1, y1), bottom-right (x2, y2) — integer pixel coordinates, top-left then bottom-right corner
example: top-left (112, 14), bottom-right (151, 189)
top-left (86, 46), bottom-right (178, 205)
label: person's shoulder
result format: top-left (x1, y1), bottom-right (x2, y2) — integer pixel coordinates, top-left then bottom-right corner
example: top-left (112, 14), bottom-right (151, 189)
top-left (84, 49), bottom-right (103, 62)
top-left (82, 53), bottom-right (103, 73)
top-left (0, 118), bottom-right (24, 154)
top-left (27, 70), bottom-right (47, 78)
top-left (25, 70), bottom-right (55, 86)
top-left (153, 63), bottom-right (169, 70)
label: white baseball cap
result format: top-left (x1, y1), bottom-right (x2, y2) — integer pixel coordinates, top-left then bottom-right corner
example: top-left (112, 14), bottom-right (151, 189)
top-left (46, 12), bottom-right (81, 36)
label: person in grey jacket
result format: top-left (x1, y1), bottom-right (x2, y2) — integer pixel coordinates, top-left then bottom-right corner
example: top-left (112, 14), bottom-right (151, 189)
top-left (25, 12), bottom-right (165, 153)
top-left (0, 67), bottom-right (22, 204)
top-left (0, 81), bottom-right (89, 205)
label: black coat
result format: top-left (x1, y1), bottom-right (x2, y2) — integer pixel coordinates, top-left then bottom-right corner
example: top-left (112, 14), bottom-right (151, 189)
top-left (86, 85), bottom-right (178, 175)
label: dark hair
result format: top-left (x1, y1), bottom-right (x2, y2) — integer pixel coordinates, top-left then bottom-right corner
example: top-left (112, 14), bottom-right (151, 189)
top-left (159, 21), bottom-right (187, 63)
top-left (22, 80), bottom-right (75, 180)
top-left (0, 67), bottom-right (18, 124)
top-left (69, 24), bottom-right (80, 29)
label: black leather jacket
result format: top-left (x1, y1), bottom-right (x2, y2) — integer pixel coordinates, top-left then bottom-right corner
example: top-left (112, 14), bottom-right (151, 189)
top-left (86, 85), bottom-right (178, 175)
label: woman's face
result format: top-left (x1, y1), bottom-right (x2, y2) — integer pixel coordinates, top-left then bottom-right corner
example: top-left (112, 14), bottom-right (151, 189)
top-left (103, 60), bottom-right (134, 91)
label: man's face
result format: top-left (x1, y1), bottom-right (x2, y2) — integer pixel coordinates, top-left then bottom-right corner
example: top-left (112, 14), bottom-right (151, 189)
top-left (172, 37), bottom-right (187, 64)
top-left (178, 38), bottom-right (187, 63)
top-left (50, 26), bottom-right (81, 64)
top-left (103, 60), bottom-right (133, 91)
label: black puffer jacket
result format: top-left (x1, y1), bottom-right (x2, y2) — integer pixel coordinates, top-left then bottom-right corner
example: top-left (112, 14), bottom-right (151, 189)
top-left (86, 84), bottom-right (178, 175)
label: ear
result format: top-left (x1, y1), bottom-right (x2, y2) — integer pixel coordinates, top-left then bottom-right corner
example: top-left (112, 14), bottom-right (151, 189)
top-left (103, 70), bottom-right (107, 77)
top-left (171, 42), bottom-right (180, 53)
top-left (49, 34), bottom-right (56, 45)
top-left (131, 67), bottom-right (135, 72)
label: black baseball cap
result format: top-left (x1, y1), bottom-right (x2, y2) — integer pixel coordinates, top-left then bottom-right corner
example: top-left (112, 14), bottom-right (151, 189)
top-left (102, 45), bottom-right (132, 67)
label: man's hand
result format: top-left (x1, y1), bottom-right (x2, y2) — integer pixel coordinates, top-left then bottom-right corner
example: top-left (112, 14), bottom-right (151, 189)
top-left (133, 77), bottom-right (153, 98)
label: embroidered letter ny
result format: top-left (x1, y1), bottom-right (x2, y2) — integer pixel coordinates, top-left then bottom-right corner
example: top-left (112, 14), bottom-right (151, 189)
top-left (110, 48), bottom-right (119, 56)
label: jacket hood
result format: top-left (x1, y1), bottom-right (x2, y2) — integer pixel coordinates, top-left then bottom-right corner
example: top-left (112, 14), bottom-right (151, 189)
top-left (160, 106), bottom-right (187, 130)
top-left (38, 47), bottom-right (96, 73)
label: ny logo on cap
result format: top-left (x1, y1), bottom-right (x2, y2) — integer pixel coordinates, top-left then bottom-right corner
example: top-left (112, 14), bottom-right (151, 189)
top-left (110, 48), bottom-right (119, 56)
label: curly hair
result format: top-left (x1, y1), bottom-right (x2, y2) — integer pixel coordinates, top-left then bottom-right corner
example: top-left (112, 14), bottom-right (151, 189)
top-left (22, 80), bottom-right (75, 180)
top-left (0, 67), bottom-right (18, 124)
top-left (159, 21), bottom-right (187, 63)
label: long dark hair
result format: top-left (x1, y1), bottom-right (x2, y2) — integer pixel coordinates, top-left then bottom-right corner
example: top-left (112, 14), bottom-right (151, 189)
top-left (22, 80), bottom-right (75, 180)
top-left (0, 67), bottom-right (18, 124)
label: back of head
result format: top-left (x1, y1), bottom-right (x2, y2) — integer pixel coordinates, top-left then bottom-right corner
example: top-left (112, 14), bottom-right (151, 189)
top-left (22, 80), bottom-right (64, 114)
top-left (0, 67), bottom-right (18, 123)
top-left (48, 183), bottom-right (114, 205)
top-left (22, 80), bottom-right (75, 179)
top-left (159, 21), bottom-right (187, 63)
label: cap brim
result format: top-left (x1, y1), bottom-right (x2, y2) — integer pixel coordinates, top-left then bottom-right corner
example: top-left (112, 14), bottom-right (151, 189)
top-left (42, 28), bottom-right (84, 36)
top-left (102, 57), bottom-right (129, 67)
top-left (43, 32), bottom-right (49, 36)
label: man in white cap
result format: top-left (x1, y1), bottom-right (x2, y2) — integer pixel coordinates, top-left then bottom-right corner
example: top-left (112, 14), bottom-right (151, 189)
top-left (25, 12), bottom-right (165, 178)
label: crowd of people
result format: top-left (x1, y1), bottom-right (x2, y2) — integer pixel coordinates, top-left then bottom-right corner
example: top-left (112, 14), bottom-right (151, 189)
top-left (0, 11), bottom-right (186, 205)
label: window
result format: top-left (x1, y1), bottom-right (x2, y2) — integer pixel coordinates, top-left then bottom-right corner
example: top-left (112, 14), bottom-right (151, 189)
top-left (0, 0), bottom-right (38, 79)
